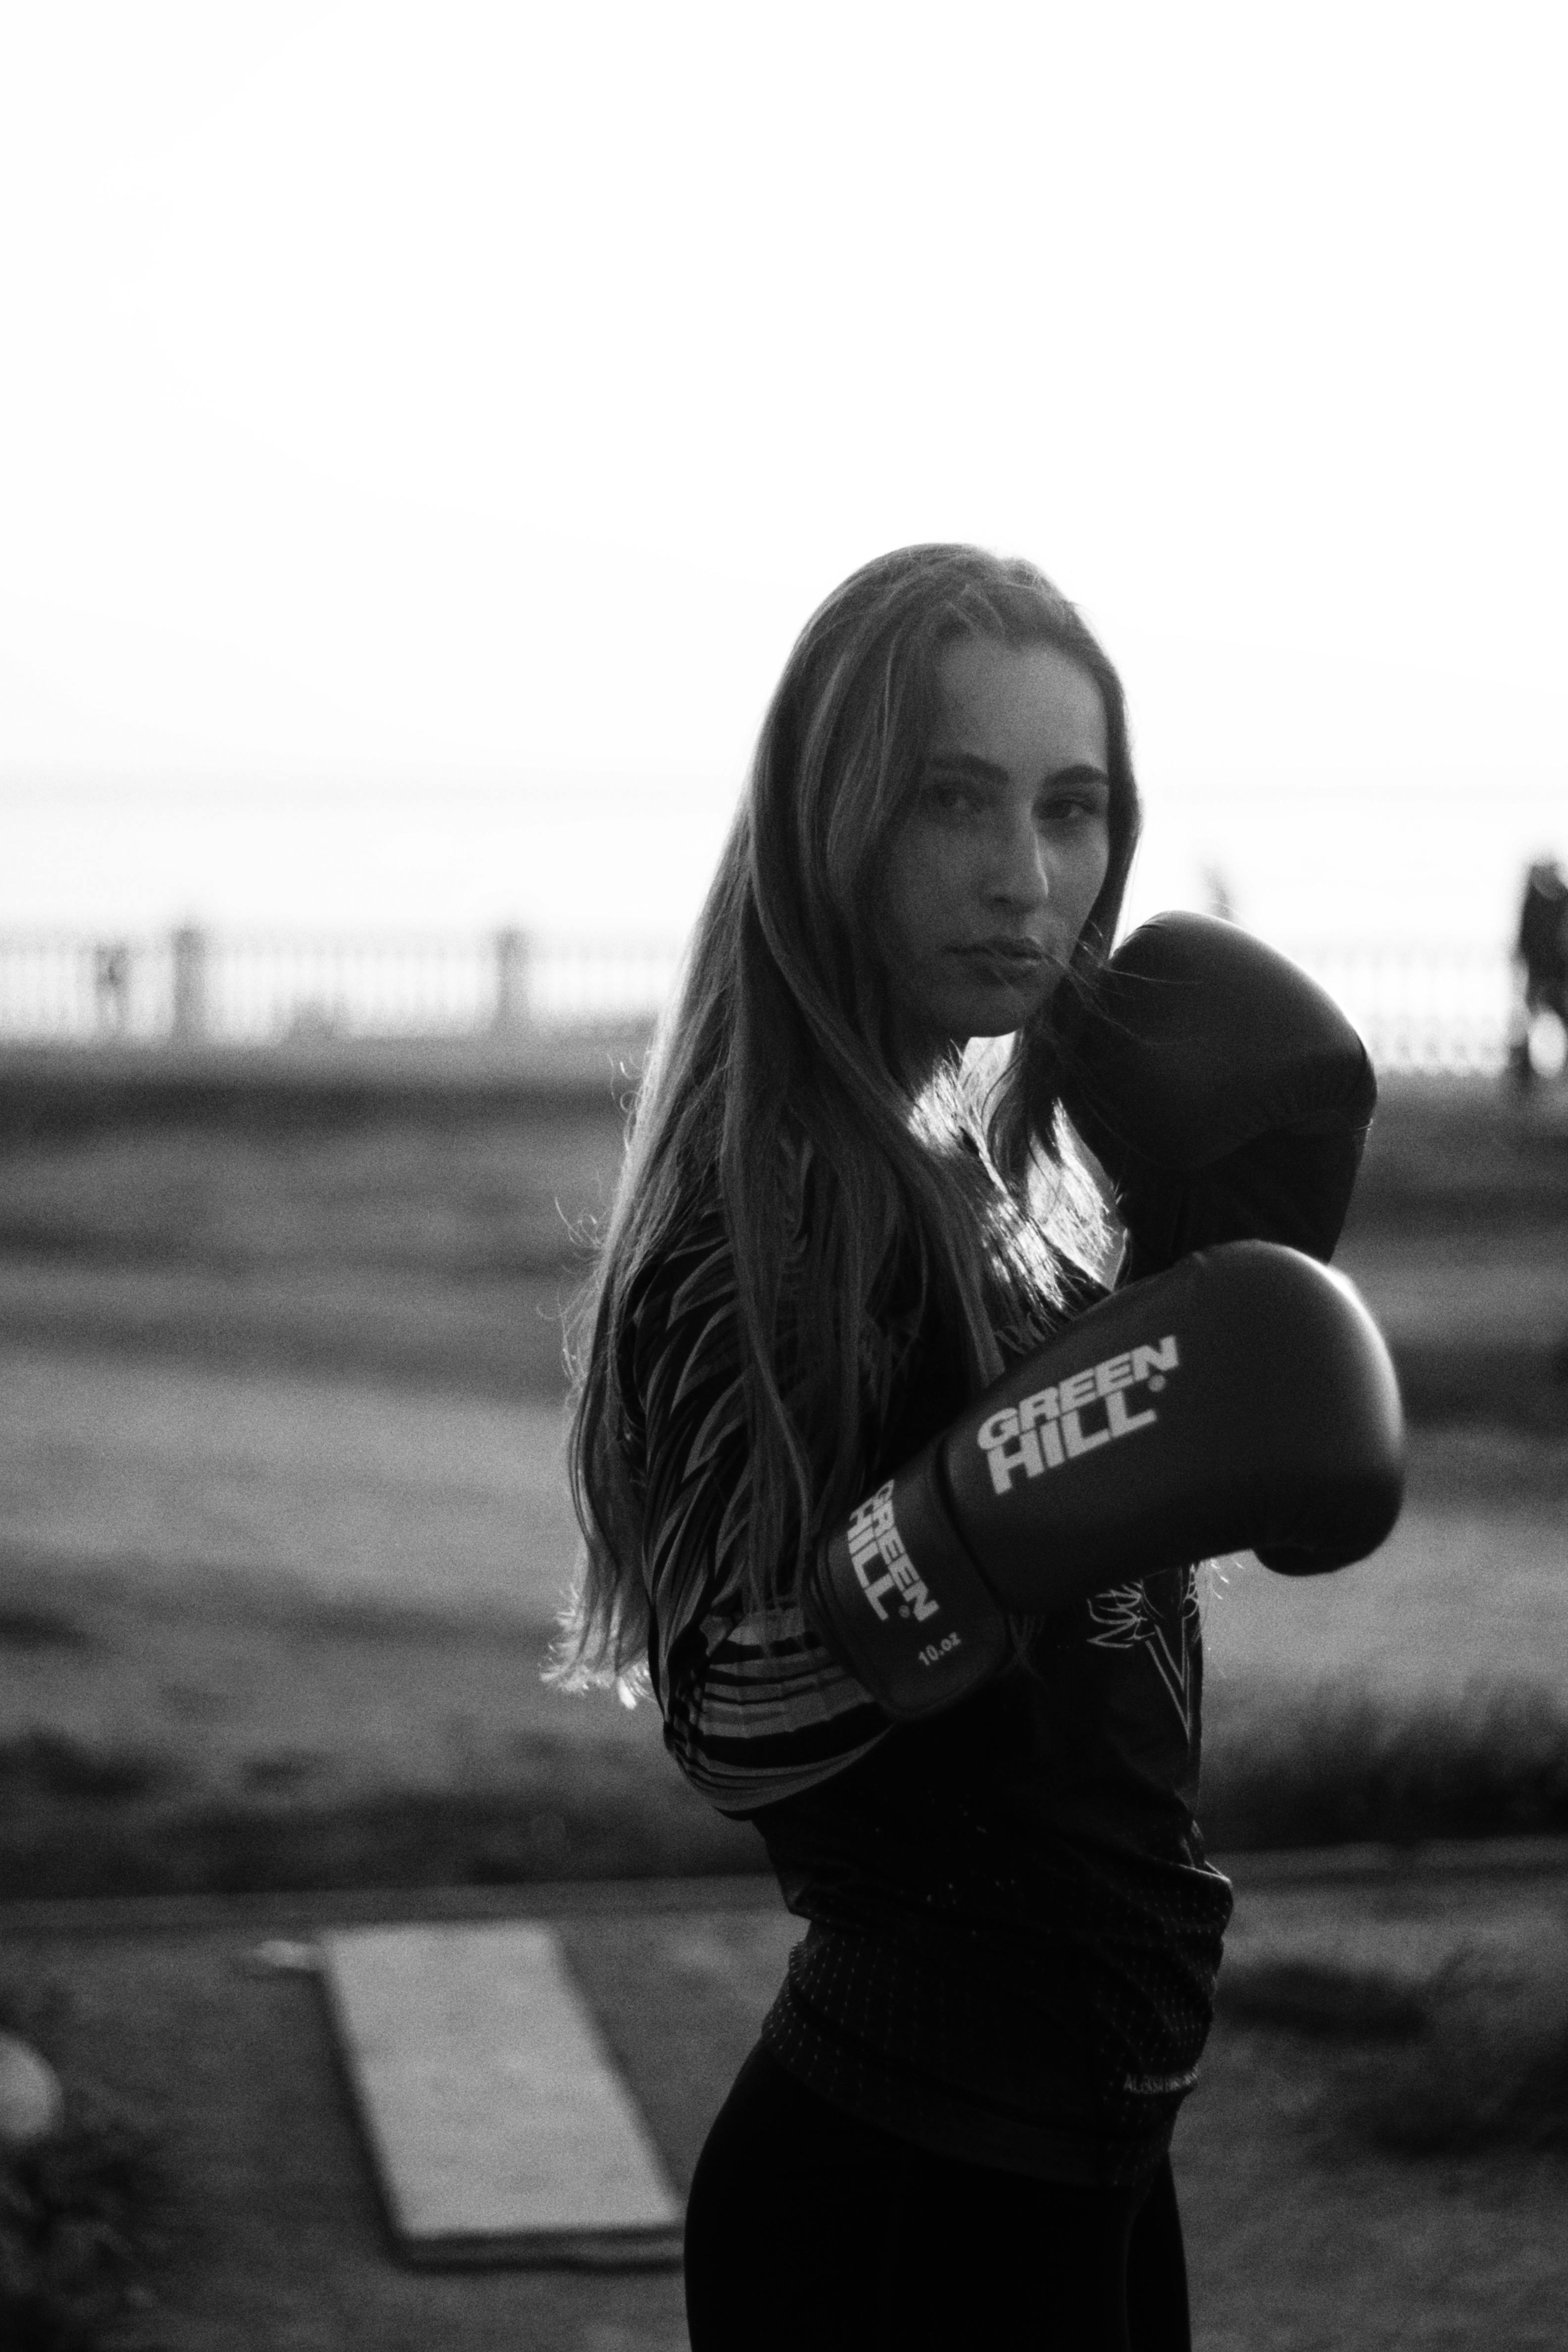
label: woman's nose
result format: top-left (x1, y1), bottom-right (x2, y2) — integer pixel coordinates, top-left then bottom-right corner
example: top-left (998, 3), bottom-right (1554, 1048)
top-left (982, 812), bottom-right (1051, 908)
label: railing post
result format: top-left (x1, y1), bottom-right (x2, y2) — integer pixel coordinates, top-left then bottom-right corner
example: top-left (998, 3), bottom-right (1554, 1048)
top-left (492, 927), bottom-right (532, 1033)
top-left (171, 925), bottom-right (210, 1043)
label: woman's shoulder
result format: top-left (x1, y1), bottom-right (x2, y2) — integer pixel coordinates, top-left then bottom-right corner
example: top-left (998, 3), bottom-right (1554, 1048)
top-left (625, 1128), bottom-right (811, 1329)
top-left (645, 1190), bottom-right (729, 1275)
top-left (617, 1184), bottom-right (746, 1422)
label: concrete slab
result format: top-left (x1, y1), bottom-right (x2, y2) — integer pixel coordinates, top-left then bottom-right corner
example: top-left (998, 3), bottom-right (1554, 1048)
top-left (320, 1922), bottom-right (684, 2268)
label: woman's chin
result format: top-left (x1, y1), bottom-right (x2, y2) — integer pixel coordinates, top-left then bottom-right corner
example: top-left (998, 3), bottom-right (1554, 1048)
top-left (956, 974), bottom-right (1056, 1037)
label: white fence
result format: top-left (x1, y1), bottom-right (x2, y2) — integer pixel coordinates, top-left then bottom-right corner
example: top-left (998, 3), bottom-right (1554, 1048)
top-left (0, 926), bottom-right (1523, 1074)
top-left (1294, 940), bottom-right (1517, 1075)
top-left (0, 929), bottom-right (682, 1047)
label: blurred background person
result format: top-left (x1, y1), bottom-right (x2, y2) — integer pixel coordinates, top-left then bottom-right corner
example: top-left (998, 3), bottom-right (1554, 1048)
top-left (1512, 857), bottom-right (1568, 1090)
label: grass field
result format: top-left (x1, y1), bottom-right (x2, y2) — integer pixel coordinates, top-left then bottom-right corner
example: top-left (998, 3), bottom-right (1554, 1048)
top-left (1, 1062), bottom-right (1565, 1896)
top-left (2, 1061), bottom-right (1566, 1416)
top-left (1, 1347), bottom-right (1565, 1895)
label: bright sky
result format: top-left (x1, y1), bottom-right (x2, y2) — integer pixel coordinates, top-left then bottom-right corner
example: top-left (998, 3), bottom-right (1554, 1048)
top-left (2, 0), bottom-right (1564, 949)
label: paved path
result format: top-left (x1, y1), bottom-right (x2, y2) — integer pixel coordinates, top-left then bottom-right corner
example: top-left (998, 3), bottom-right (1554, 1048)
top-left (0, 1339), bottom-right (578, 1617)
top-left (5, 1855), bottom-right (1567, 2351)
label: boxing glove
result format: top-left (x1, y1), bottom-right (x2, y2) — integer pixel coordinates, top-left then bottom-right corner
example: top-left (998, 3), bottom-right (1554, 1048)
top-left (1058, 914), bottom-right (1377, 1284)
top-left (808, 1241), bottom-right (1404, 1721)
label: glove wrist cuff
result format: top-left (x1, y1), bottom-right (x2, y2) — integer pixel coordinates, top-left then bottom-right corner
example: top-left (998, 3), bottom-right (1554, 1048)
top-left (811, 1446), bottom-right (1008, 1720)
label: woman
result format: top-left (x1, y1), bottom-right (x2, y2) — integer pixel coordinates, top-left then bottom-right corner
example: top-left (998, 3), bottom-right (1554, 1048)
top-left (556, 543), bottom-right (1228, 2349)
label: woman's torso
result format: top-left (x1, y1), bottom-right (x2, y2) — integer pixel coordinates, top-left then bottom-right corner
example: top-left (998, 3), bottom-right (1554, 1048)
top-left (622, 1190), bottom-right (1233, 2184)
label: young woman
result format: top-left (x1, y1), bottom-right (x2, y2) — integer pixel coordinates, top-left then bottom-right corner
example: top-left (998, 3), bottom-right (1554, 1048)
top-left (553, 543), bottom-right (1389, 2348)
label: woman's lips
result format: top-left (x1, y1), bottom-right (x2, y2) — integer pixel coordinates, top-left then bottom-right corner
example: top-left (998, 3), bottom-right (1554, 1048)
top-left (950, 941), bottom-right (1052, 984)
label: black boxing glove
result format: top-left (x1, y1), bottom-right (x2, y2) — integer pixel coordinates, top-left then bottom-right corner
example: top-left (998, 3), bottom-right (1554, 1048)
top-left (807, 1242), bottom-right (1404, 1721)
top-left (1058, 913), bottom-right (1377, 1284)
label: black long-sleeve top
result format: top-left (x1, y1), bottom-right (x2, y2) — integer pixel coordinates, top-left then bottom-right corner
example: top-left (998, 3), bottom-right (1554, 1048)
top-left (622, 1200), bottom-right (1233, 2185)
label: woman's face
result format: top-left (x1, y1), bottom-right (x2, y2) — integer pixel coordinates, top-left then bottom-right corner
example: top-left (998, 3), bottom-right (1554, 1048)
top-left (878, 637), bottom-right (1113, 1077)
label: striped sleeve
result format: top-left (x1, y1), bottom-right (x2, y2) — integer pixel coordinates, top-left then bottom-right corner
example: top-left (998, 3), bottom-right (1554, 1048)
top-left (626, 1213), bottom-right (890, 1816)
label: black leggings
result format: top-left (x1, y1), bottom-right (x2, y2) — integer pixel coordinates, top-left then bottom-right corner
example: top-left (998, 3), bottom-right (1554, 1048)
top-left (685, 2046), bottom-right (1190, 2352)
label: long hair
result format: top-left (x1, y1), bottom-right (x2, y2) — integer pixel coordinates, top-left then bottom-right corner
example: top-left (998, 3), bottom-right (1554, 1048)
top-left (553, 544), bottom-right (1142, 1688)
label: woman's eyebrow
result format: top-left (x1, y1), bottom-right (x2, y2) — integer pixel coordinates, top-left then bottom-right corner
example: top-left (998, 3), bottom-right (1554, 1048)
top-left (927, 751), bottom-right (1111, 788)
top-left (1045, 763), bottom-right (1113, 789)
top-left (926, 750), bottom-right (1008, 781)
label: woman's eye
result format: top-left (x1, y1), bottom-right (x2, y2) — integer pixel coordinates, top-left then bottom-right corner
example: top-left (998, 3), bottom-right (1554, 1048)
top-left (925, 782), bottom-right (982, 820)
top-left (1038, 792), bottom-right (1103, 828)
